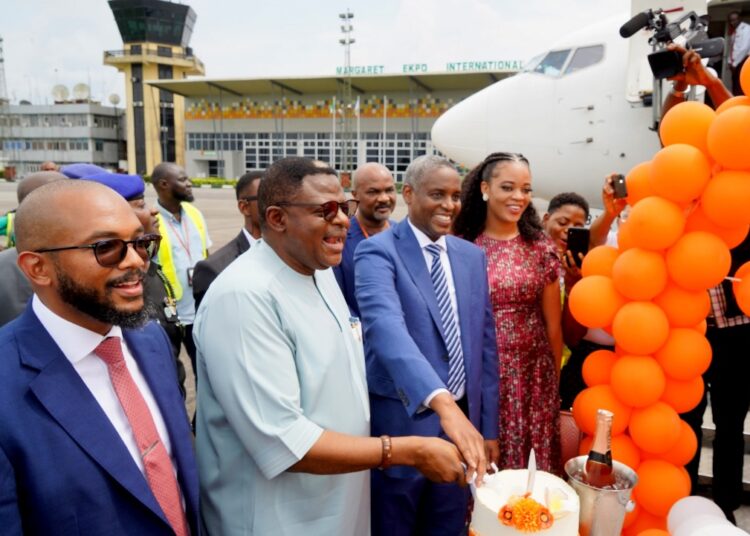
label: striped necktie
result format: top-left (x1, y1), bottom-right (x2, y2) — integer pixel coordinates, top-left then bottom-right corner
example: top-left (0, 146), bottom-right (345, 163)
top-left (425, 243), bottom-right (466, 397)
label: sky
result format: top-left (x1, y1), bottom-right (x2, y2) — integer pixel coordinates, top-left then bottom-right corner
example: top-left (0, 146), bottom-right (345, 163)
top-left (0, 0), bottom-right (625, 105)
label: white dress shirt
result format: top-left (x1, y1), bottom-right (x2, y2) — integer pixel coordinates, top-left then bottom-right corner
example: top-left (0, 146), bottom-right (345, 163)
top-left (731, 21), bottom-right (750, 67)
top-left (407, 219), bottom-right (466, 404)
top-left (241, 227), bottom-right (257, 248)
top-left (32, 295), bottom-right (176, 476)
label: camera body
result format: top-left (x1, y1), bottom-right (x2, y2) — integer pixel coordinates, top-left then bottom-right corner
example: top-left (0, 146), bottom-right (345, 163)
top-left (621, 9), bottom-right (725, 79)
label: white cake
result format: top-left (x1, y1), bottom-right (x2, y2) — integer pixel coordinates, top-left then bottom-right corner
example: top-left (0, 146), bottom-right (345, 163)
top-left (469, 470), bottom-right (580, 535)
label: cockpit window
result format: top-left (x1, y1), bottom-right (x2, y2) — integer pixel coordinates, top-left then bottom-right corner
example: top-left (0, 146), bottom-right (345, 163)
top-left (533, 49), bottom-right (571, 77)
top-left (522, 53), bottom-right (545, 73)
top-left (564, 45), bottom-right (605, 75)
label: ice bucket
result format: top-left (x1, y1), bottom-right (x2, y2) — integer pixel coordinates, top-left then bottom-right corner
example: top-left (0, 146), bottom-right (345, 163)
top-left (564, 455), bottom-right (638, 536)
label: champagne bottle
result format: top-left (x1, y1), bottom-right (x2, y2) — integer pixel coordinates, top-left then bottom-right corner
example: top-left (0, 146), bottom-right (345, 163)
top-left (584, 409), bottom-right (616, 487)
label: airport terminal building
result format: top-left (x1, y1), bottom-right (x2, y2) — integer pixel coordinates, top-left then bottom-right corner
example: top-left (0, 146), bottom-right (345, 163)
top-left (149, 64), bottom-right (520, 182)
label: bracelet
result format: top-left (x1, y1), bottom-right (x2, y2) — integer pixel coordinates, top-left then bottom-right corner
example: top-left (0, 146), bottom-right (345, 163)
top-left (379, 435), bottom-right (392, 470)
top-left (672, 84), bottom-right (689, 98)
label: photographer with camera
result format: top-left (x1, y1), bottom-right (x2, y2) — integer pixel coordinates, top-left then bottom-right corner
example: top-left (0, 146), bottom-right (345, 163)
top-left (662, 42), bottom-right (732, 116)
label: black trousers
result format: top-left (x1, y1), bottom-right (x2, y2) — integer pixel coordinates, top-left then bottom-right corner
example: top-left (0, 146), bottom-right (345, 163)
top-left (683, 323), bottom-right (750, 512)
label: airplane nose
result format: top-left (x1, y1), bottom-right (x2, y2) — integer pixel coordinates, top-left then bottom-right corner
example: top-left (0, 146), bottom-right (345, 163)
top-left (431, 87), bottom-right (492, 169)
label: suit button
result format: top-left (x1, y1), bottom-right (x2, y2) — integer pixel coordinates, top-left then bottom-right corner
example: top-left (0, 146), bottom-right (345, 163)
top-left (441, 354), bottom-right (450, 362)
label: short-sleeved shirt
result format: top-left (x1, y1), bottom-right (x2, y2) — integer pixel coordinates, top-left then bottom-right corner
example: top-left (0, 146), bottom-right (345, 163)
top-left (156, 201), bottom-right (211, 324)
top-left (194, 240), bottom-right (370, 535)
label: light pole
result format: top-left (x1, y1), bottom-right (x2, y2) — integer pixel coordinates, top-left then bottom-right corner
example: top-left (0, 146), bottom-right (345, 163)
top-left (338, 10), bottom-right (355, 177)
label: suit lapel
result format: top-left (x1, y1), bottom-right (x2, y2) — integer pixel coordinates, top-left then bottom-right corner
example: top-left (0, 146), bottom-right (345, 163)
top-left (236, 231), bottom-right (251, 256)
top-left (19, 311), bottom-right (166, 522)
top-left (394, 221), bottom-right (446, 340)
top-left (446, 238), bottom-right (475, 377)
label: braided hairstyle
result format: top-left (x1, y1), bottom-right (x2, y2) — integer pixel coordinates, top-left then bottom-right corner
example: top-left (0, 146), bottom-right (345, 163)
top-left (453, 152), bottom-right (544, 243)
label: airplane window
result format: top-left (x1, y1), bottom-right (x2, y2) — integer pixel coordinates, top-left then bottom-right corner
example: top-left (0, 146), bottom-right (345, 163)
top-left (533, 49), bottom-right (571, 77)
top-left (564, 45), bottom-right (605, 75)
top-left (522, 53), bottom-right (545, 73)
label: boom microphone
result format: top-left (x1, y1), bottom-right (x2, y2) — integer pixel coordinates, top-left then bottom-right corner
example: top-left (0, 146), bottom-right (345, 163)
top-left (620, 11), bottom-right (652, 38)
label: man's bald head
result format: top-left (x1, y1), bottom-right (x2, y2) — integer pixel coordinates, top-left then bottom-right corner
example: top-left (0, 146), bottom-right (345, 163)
top-left (15, 180), bottom-right (137, 253)
top-left (351, 162), bottom-right (392, 191)
top-left (17, 171), bottom-right (67, 203)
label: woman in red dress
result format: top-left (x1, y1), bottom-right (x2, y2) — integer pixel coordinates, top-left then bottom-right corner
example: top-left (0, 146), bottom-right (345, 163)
top-left (453, 152), bottom-right (563, 474)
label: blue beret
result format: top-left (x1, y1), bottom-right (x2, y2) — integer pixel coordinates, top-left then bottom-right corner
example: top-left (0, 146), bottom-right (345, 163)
top-left (81, 172), bottom-right (145, 201)
top-left (60, 163), bottom-right (109, 179)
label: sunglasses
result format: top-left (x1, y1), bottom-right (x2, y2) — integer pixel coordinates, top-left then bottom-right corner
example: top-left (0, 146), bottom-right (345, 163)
top-left (239, 196), bottom-right (258, 202)
top-left (34, 234), bottom-right (162, 268)
top-left (276, 199), bottom-right (360, 222)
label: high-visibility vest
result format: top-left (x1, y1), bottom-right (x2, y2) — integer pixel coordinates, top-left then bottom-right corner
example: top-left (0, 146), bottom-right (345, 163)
top-left (5, 211), bottom-right (15, 248)
top-left (155, 202), bottom-right (208, 301)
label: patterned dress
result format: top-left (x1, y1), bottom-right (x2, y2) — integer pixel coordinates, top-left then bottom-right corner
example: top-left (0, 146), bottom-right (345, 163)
top-left (475, 233), bottom-right (562, 475)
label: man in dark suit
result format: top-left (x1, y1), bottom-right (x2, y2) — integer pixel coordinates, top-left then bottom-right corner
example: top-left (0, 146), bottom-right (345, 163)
top-left (193, 170), bottom-right (263, 309)
top-left (0, 170), bottom-right (67, 327)
top-left (355, 155), bottom-right (499, 535)
top-left (0, 180), bottom-right (199, 535)
top-left (333, 162), bottom-right (397, 317)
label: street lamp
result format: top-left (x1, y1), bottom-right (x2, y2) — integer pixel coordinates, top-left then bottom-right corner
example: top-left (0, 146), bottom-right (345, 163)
top-left (338, 10), bottom-right (354, 177)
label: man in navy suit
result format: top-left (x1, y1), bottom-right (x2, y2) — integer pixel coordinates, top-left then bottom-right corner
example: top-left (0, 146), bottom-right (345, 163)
top-left (0, 180), bottom-right (199, 535)
top-left (333, 162), bottom-right (397, 317)
top-left (355, 155), bottom-right (499, 535)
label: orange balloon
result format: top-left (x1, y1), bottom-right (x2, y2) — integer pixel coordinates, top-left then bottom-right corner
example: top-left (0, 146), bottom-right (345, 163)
top-left (701, 170), bottom-right (750, 228)
top-left (626, 161), bottom-right (655, 206)
top-left (659, 420), bottom-right (698, 467)
top-left (734, 277), bottom-right (750, 317)
top-left (618, 220), bottom-right (636, 251)
top-left (612, 433), bottom-right (642, 471)
top-left (707, 106), bottom-right (750, 170)
top-left (660, 101), bottom-right (716, 155)
top-left (654, 328), bottom-right (712, 381)
top-left (716, 95), bottom-right (750, 114)
top-left (732, 263), bottom-right (750, 317)
top-left (639, 530), bottom-right (670, 536)
top-left (612, 248), bottom-right (668, 301)
top-left (611, 356), bottom-right (666, 408)
top-left (578, 434), bottom-right (593, 456)
top-left (650, 144), bottom-right (711, 204)
top-left (621, 509), bottom-right (667, 536)
top-left (612, 302), bottom-right (670, 355)
top-left (622, 501), bottom-right (639, 530)
top-left (581, 245), bottom-right (619, 277)
top-left (630, 402), bottom-right (682, 454)
top-left (742, 58), bottom-right (750, 98)
top-left (653, 283), bottom-right (710, 328)
top-left (636, 460), bottom-right (691, 517)
top-left (572, 385), bottom-right (632, 436)
top-left (627, 197), bottom-right (686, 251)
top-left (684, 204), bottom-right (749, 249)
top-left (693, 319), bottom-right (707, 335)
top-left (568, 275), bottom-right (626, 328)
top-left (581, 349), bottom-right (617, 387)
top-left (666, 232), bottom-right (731, 291)
top-left (661, 375), bottom-right (705, 413)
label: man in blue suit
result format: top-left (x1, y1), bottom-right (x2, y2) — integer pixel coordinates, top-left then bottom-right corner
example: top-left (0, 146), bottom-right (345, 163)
top-left (355, 155), bottom-right (500, 535)
top-left (0, 180), bottom-right (199, 535)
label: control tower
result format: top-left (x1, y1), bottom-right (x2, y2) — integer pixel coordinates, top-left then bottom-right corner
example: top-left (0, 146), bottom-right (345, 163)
top-left (104, 0), bottom-right (204, 175)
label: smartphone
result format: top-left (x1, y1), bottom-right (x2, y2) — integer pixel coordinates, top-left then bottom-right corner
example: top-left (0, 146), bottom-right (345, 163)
top-left (647, 49), bottom-right (684, 79)
top-left (566, 227), bottom-right (590, 268)
top-left (613, 174), bottom-right (628, 199)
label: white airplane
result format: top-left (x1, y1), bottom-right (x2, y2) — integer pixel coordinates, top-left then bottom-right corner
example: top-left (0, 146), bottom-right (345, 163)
top-left (431, 0), bottom-right (741, 207)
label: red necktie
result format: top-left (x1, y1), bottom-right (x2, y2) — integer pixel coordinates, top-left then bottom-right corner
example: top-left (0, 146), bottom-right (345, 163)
top-left (94, 337), bottom-right (189, 536)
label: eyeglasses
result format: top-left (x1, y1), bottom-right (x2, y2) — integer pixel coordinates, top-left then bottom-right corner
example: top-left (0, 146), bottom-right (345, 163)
top-left (34, 234), bottom-right (162, 268)
top-left (276, 199), bottom-right (360, 222)
top-left (239, 196), bottom-right (258, 202)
